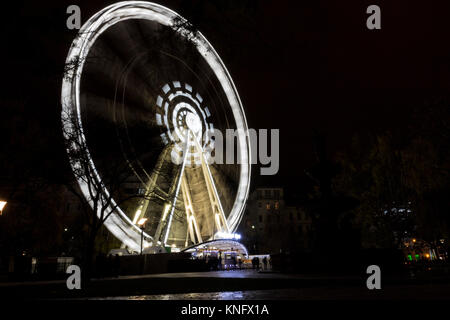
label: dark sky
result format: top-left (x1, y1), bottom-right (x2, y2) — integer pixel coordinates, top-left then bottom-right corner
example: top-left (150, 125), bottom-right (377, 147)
top-left (2, 0), bottom-right (450, 193)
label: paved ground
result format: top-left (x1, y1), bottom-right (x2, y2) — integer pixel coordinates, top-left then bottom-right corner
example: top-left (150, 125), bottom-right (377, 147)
top-left (88, 284), bottom-right (450, 300)
top-left (0, 269), bottom-right (360, 287)
top-left (2, 269), bottom-right (450, 300)
top-left (92, 269), bottom-right (361, 280)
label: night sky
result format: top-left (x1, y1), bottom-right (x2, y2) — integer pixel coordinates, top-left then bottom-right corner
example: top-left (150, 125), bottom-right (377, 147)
top-left (2, 0), bottom-right (450, 194)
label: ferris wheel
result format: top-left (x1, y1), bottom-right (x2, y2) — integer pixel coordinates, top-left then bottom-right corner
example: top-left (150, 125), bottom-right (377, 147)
top-left (61, 1), bottom-right (251, 252)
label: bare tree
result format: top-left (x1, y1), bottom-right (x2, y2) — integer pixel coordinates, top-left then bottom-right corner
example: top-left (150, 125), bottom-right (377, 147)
top-left (61, 108), bottom-right (151, 281)
top-left (58, 15), bottom-right (219, 281)
top-left (61, 105), bottom-right (191, 280)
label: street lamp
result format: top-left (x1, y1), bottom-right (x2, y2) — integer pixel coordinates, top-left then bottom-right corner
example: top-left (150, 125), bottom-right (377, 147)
top-left (137, 218), bottom-right (148, 255)
top-left (0, 201), bottom-right (7, 216)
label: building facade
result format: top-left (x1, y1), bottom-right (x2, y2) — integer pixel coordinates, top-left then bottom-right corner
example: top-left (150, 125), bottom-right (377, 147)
top-left (239, 187), bottom-right (312, 254)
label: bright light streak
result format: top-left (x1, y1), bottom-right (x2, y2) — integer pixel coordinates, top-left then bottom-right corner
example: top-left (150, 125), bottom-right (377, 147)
top-left (161, 204), bottom-right (170, 221)
top-left (215, 213), bottom-right (222, 230)
top-left (215, 232), bottom-right (241, 240)
top-left (0, 201), bottom-right (7, 213)
top-left (137, 218), bottom-right (148, 226)
top-left (132, 208), bottom-right (142, 224)
top-left (163, 136), bottom-right (189, 245)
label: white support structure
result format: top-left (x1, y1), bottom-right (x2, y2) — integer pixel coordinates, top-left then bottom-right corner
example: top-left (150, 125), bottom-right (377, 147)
top-left (190, 131), bottom-right (230, 235)
top-left (181, 175), bottom-right (202, 245)
top-left (154, 128), bottom-right (230, 246)
top-left (132, 145), bottom-right (171, 225)
top-left (159, 135), bottom-right (190, 246)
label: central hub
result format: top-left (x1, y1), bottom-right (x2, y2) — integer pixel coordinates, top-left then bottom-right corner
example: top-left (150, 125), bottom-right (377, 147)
top-left (185, 112), bottom-right (202, 136)
top-left (155, 81), bottom-right (215, 164)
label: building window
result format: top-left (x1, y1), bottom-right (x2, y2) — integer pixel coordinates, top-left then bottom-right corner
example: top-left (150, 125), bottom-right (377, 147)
top-left (258, 202), bottom-right (262, 208)
top-left (266, 203), bottom-right (271, 210)
top-left (274, 189), bottom-right (280, 199)
top-left (264, 190), bottom-right (271, 198)
top-left (274, 201), bottom-right (279, 210)
top-left (259, 215), bottom-right (262, 223)
top-left (257, 190), bottom-right (262, 199)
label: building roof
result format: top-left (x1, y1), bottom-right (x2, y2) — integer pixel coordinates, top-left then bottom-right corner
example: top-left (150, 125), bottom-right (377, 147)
top-left (181, 239), bottom-right (249, 258)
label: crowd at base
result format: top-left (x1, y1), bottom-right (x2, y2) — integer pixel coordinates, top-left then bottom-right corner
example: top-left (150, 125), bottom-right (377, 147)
top-left (0, 252), bottom-right (273, 281)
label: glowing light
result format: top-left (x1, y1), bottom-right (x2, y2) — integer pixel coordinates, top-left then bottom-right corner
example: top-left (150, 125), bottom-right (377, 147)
top-left (161, 204), bottom-right (170, 221)
top-left (412, 238), bottom-right (416, 243)
top-left (215, 213), bottom-right (222, 230)
top-left (215, 232), bottom-right (241, 240)
top-left (132, 209), bottom-right (142, 224)
top-left (137, 218), bottom-right (148, 226)
top-left (0, 201), bottom-right (7, 214)
top-left (156, 82), bottom-right (214, 163)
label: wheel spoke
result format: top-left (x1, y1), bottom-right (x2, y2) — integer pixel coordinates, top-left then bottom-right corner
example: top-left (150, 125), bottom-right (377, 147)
top-left (153, 135), bottom-right (191, 245)
top-left (181, 174), bottom-right (203, 245)
top-left (132, 145), bottom-right (171, 224)
top-left (190, 131), bottom-right (230, 235)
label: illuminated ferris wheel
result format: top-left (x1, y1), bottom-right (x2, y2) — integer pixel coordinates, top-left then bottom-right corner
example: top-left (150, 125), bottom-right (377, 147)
top-left (61, 1), bottom-right (251, 253)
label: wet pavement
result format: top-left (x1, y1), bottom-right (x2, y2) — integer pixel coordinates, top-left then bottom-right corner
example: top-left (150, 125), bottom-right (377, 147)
top-left (88, 284), bottom-right (450, 300)
top-left (3, 269), bottom-right (450, 300)
top-left (84, 270), bottom-right (450, 300)
top-left (91, 269), bottom-right (360, 281)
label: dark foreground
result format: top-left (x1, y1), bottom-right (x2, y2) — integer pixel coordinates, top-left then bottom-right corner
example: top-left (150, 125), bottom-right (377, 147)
top-left (2, 270), bottom-right (450, 300)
